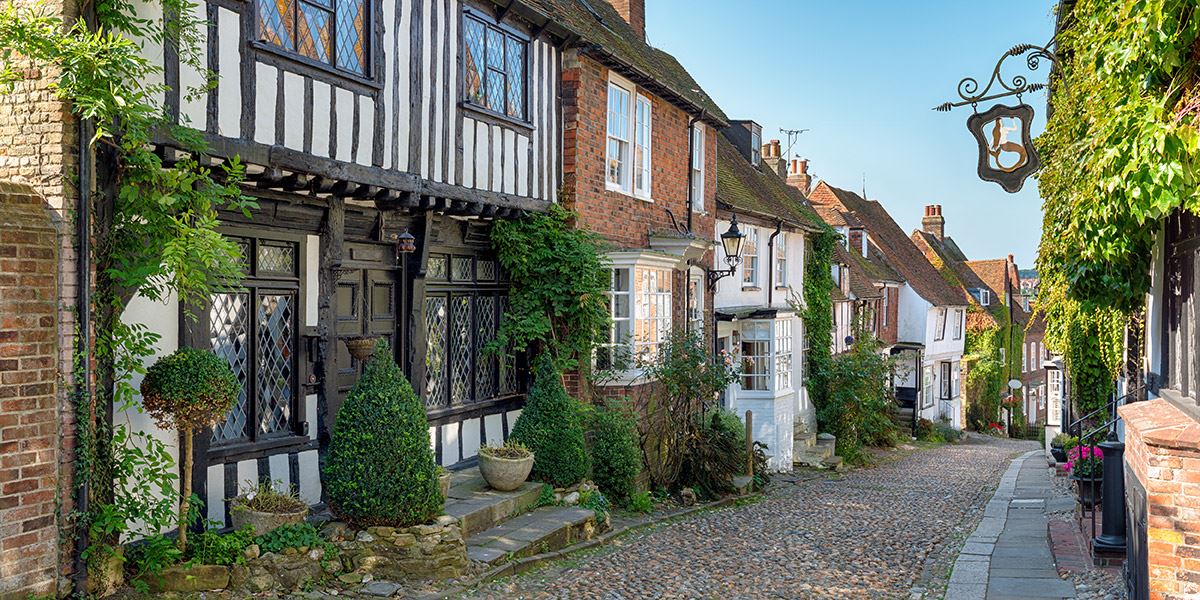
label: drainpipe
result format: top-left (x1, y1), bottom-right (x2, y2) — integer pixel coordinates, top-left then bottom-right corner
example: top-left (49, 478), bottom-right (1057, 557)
top-left (766, 220), bottom-right (782, 307)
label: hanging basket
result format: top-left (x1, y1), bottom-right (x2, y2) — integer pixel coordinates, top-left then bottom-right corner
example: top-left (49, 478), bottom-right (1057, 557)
top-left (344, 336), bottom-right (381, 361)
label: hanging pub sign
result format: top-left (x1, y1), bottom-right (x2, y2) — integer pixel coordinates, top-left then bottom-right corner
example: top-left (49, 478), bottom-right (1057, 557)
top-left (966, 104), bottom-right (1041, 193)
top-left (934, 42), bottom-right (1058, 194)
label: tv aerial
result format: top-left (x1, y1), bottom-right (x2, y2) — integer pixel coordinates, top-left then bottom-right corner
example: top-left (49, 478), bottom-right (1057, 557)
top-left (780, 128), bottom-right (809, 158)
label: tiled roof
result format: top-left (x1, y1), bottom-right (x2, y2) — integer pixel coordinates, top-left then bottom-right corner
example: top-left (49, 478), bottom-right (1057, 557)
top-left (525, 0), bottom-right (727, 125)
top-left (812, 182), bottom-right (967, 307)
top-left (967, 259), bottom-right (1030, 327)
top-left (714, 135), bottom-right (826, 231)
top-left (911, 231), bottom-right (999, 330)
top-left (833, 245), bottom-right (882, 300)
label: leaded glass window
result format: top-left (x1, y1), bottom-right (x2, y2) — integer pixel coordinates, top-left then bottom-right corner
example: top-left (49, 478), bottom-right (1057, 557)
top-left (209, 236), bottom-right (301, 445)
top-left (462, 12), bottom-right (528, 120)
top-left (258, 0), bottom-right (368, 76)
top-left (424, 251), bottom-right (521, 410)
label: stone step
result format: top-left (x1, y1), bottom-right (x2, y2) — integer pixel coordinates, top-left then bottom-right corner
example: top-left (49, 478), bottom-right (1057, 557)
top-left (793, 431), bottom-right (817, 449)
top-left (442, 470), bottom-right (544, 537)
top-left (793, 452), bottom-right (845, 472)
top-left (465, 505), bottom-right (600, 565)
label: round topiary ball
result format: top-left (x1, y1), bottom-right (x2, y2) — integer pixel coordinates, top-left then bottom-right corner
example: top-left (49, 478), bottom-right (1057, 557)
top-left (141, 347), bottom-right (240, 431)
top-left (323, 340), bottom-right (443, 527)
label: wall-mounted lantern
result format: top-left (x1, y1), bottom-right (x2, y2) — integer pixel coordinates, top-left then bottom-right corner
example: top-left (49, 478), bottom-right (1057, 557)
top-left (706, 215), bottom-right (747, 290)
top-left (393, 228), bottom-right (417, 256)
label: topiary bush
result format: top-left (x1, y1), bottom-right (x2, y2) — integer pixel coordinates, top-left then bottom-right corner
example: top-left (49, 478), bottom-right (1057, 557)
top-left (323, 341), bottom-right (442, 527)
top-left (679, 409), bottom-right (746, 499)
top-left (588, 398), bottom-right (642, 507)
top-left (141, 347), bottom-right (240, 552)
top-left (509, 354), bottom-right (590, 487)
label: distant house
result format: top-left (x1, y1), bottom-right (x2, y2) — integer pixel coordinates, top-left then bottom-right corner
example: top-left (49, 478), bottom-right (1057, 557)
top-left (711, 129), bottom-right (825, 470)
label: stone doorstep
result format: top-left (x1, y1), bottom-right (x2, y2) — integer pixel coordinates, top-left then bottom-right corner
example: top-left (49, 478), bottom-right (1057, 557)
top-left (443, 471), bottom-right (544, 537)
top-left (466, 506), bottom-right (597, 565)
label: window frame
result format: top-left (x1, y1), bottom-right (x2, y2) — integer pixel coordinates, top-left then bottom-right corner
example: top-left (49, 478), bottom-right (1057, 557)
top-left (742, 226), bottom-right (759, 288)
top-left (774, 233), bottom-right (788, 288)
top-left (952, 308), bottom-right (964, 340)
top-left (934, 308), bottom-right (947, 341)
top-left (253, 0), bottom-right (376, 85)
top-left (634, 94), bottom-right (653, 198)
top-left (739, 321), bottom-right (771, 392)
top-left (461, 8), bottom-right (531, 124)
top-left (605, 74), bottom-right (653, 200)
top-left (595, 253), bottom-right (677, 382)
top-left (690, 123), bottom-right (706, 212)
top-left (687, 267), bottom-right (705, 336)
top-left (750, 127), bottom-right (762, 167)
top-left (774, 319), bottom-right (792, 391)
top-left (940, 362), bottom-right (952, 400)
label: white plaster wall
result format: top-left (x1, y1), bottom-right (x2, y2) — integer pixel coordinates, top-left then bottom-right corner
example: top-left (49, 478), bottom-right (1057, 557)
top-left (924, 305), bottom-right (967, 363)
top-left (115, 292), bottom-right (180, 538)
top-left (897, 284), bottom-right (930, 345)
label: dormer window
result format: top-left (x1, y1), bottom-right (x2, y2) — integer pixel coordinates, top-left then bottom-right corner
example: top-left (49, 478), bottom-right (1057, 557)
top-left (750, 128), bottom-right (761, 167)
top-left (970, 288), bottom-right (992, 306)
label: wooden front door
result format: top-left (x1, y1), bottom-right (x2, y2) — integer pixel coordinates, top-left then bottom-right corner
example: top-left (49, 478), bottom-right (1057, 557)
top-left (335, 243), bottom-right (404, 404)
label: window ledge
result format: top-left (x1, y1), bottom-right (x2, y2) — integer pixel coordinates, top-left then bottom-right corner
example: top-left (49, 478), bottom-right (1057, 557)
top-left (249, 40), bottom-right (381, 93)
top-left (605, 185), bottom-right (654, 203)
top-left (459, 101), bottom-right (534, 132)
top-left (742, 286), bottom-right (762, 292)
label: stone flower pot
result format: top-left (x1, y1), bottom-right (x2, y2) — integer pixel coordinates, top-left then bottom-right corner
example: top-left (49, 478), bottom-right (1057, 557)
top-left (1071, 473), bottom-right (1102, 508)
top-left (477, 449), bottom-right (533, 492)
top-left (439, 472), bottom-right (452, 500)
top-left (230, 501), bottom-right (308, 537)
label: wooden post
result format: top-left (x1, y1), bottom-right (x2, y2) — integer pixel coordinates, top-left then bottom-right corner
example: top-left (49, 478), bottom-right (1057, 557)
top-left (745, 410), bottom-right (753, 477)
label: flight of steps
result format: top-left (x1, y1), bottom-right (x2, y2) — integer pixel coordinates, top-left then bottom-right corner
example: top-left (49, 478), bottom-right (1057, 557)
top-left (442, 470), bottom-right (604, 565)
top-left (791, 426), bottom-right (844, 471)
top-left (892, 405), bottom-right (916, 439)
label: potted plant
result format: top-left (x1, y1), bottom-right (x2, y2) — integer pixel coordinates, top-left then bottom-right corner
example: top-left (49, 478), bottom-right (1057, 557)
top-left (230, 481), bottom-right (309, 536)
top-left (1050, 433), bottom-right (1076, 463)
top-left (141, 348), bottom-right (240, 552)
top-left (477, 441), bottom-right (534, 492)
top-left (1065, 444), bottom-right (1103, 507)
top-left (437, 466), bottom-right (452, 500)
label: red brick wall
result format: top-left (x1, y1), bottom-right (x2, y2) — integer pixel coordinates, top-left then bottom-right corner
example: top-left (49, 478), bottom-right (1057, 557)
top-left (561, 50), bottom-right (717, 400)
top-left (0, 182), bottom-right (62, 600)
top-left (1121, 399), bottom-right (1200, 600)
top-left (880, 287), bottom-right (899, 345)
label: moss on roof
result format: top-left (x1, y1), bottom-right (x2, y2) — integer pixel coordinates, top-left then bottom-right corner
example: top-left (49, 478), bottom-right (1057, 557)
top-left (525, 0), bottom-right (727, 125)
top-left (714, 135), bottom-right (825, 231)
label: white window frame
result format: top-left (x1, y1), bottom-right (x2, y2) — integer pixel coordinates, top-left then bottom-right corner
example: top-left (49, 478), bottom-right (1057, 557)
top-left (774, 233), bottom-right (788, 288)
top-left (740, 321), bottom-right (770, 392)
top-left (934, 308), bottom-right (947, 342)
top-left (750, 127), bottom-right (761, 167)
top-left (596, 267), bottom-right (633, 372)
top-left (774, 319), bottom-right (792, 391)
top-left (742, 226), bottom-right (759, 287)
top-left (633, 94), bottom-right (652, 198)
top-left (596, 252), bottom-right (677, 383)
top-left (606, 74), bottom-right (653, 200)
top-left (882, 287), bottom-right (890, 328)
top-left (952, 308), bottom-right (963, 340)
top-left (687, 267), bottom-right (704, 335)
top-left (691, 123), bottom-right (705, 212)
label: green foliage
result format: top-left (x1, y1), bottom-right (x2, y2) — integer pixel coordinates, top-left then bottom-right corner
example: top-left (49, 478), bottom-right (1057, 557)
top-left (587, 398), bottom-right (643, 506)
top-left (490, 203), bottom-right (611, 371)
top-left (800, 230), bottom-right (837, 411)
top-left (963, 305), bottom-right (1025, 432)
top-left (626, 491), bottom-right (653, 514)
top-left (141, 347), bottom-right (239, 431)
top-left (534, 484), bottom-right (557, 508)
top-left (637, 329), bottom-right (738, 489)
top-left (750, 441), bottom-right (770, 490)
top-left (324, 342), bottom-right (443, 527)
top-left (577, 489), bottom-right (611, 520)
top-left (254, 522), bottom-right (335, 558)
top-left (127, 534), bottom-right (183, 582)
top-left (819, 324), bottom-right (897, 464)
top-left (509, 354), bottom-right (591, 487)
top-left (478, 440), bottom-right (532, 459)
top-left (933, 421), bottom-right (962, 443)
top-left (186, 525), bottom-right (255, 566)
top-left (233, 481), bottom-right (307, 514)
top-left (679, 409), bottom-right (746, 499)
top-left (915, 418), bottom-right (935, 441)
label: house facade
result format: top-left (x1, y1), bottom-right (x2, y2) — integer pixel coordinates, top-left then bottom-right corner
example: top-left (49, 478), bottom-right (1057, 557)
top-left (548, 0), bottom-right (724, 396)
top-left (116, 0), bottom-right (580, 530)
top-left (711, 130), bottom-right (825, 470)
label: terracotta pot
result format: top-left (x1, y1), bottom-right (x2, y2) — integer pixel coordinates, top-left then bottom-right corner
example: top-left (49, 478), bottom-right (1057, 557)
top-left (230, 502), bottom-right (308, 537)
top-left (477, 451), bottom-right (533, 492)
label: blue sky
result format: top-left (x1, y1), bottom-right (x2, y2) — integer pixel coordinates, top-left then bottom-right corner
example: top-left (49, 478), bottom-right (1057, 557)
top-left (645, 1), bottom-right (1057, 268)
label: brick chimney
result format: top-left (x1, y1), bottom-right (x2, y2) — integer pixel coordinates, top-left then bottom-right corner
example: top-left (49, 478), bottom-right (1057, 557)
top-left (787, 158), bottom-right (812, 197)
top-left (761, 139), bottom-right (786, 178)
top-left (848, 227), bottom-right (867, 258)
top-left (609, 0), bottom-right (645, 40)
top-left (922, 205), bottom-right (945, 242)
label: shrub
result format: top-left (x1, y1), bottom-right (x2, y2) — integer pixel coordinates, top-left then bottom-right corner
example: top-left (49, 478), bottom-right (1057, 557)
top-left (254, 522), bottom-right (335, 557)
top-left (627, 491), bottom-right (653, 514)
top-left (588, 398), bottom-right (643, 506)
top-left (817, 326), bottom-right (897, 464)
top-left (323, 341), bottom-right (442, 527)
top-left (915, 418), bottom-right (935, 441)
top-left (141, 347), bottom-right (239, 552)
top-left (578, 488), bottom-right (610, 519)
top-left (751, 441), bottom-right (771, 490)
top-left (679, 409), bottom-right (746, 499)
top-left (186, 525), bottom-right (255, 566)
top-left (509, 354), bottom-right (590, 487)
top-left (933, 422), bottom-right (962, 442)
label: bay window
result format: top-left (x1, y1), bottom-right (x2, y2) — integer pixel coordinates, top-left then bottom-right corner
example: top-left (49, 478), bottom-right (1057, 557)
top-left (606, 76), bottom-right (652, 199)
top-left (774, 320), bottom-right (792, 391)
top-left (687, 268), bottom-right (704, 335)
top-left (596, 258), bottom-right (674, 375)
top-left (740, 322), bottom-right (770, 391)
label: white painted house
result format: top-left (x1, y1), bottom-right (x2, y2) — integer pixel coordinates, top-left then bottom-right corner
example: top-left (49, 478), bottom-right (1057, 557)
top-left (711, 127), bottom-right (826, 470)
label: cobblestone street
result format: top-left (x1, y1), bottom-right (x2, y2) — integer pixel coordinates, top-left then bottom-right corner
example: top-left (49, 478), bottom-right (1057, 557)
top-left (455, 436), bottom-right (1039, 600)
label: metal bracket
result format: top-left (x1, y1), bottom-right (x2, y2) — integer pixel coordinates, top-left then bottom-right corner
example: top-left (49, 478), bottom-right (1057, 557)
top-left (933, 41), bottom-right (1059, 112)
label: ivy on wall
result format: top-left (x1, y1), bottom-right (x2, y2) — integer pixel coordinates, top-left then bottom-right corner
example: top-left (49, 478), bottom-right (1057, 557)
top-left (1036, 0), bottom-right (1199, 409)
top-left (963, 306), bottom-right (1025, 431)
top-left (800, 229), bottom-right (837, 413)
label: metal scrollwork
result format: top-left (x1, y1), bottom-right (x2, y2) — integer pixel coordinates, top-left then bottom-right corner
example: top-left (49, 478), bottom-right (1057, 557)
top-left (934, 41), bottom-right (1058, 113)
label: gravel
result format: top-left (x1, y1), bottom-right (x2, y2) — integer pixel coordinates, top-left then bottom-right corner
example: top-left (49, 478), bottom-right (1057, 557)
top-left (452, 435), bottom-right (1038, 600)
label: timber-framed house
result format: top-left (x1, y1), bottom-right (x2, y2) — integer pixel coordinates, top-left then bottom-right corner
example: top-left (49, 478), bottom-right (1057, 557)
top-left (123, 0), bottom-right (577, 527)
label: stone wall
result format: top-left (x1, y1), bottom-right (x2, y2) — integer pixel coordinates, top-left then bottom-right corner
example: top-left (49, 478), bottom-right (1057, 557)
top-left (1120, 398), bottom-right (1200, 600)
top-left (0, 182), bottom-right (62, 600)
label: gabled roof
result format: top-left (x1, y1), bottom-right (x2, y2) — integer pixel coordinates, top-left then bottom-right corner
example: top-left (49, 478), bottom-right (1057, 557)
top-left (810, 182), bottom-right (967, 307)
top-left (525, 0), bottom-right (727, 126)
top-left (833, 244), bottom-right (882, 300)
top-left (911, 230), bottom-right (998, 331)
top-left (714, 135), bottom-right (825, 232)
top-left (966, 259), bottom-right (1030, 327)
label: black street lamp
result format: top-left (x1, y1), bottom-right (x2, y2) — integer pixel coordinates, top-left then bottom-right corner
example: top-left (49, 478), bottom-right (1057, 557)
top-left (707, 215), bottom-right (747, 290)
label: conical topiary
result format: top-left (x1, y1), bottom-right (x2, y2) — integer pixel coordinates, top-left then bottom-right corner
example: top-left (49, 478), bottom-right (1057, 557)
top-left (508, 353), bottom-right (590, 487)
top-left (323, 341), bottom-right (443, 527)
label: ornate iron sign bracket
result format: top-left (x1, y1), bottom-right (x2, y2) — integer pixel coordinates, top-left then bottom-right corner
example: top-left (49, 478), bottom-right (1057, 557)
top-left (935, 42), bottom-right (1059, 194)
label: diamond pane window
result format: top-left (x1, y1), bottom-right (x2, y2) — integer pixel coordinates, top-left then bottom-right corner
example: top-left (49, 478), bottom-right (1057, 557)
top-left (475, 296), bottom-right (497, 400)
top-left (258, 241), bottom-right (297, 275)
top-left (462, 13), bottom-right (528, 120)
top-left (257, 294), bottom-right (295, 435)
top-left (424, 296), bottom-right (448, 408)
top-left (499, 297), bottom-right (519, 394)
top-left (427, 255), bottom-right (448, 280)
top-left (258, 0), bottom-right (368, 77)
top-left (450, 296), bottom-right (473, 404)
top-left (477, 260), bottom-right (497, 281)
top-left (211, 293), bottom-right (250, 442)
top-left (451, 257), bottom-right (473, 282)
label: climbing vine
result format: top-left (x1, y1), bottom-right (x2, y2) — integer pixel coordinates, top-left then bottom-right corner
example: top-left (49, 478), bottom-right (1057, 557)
top-left (0, 0), bottom-right (252, 567)
top-left (490, 202), bottom-right (611, 372)
top-left (799, 228), bottom-right (837, 412)
top-left (1036, 0), bottom-right (1200, 407)
top-left (963, 305), bottom-right (1024, 431)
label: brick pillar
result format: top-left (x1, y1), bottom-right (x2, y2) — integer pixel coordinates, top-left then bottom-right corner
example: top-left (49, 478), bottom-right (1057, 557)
top-left (0, 182), bottom-right (62, 600)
